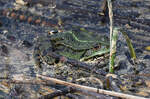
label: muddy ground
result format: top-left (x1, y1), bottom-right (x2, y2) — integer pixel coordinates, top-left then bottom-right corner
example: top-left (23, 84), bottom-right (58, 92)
top-left (0, 0), bottom-right (150, 98)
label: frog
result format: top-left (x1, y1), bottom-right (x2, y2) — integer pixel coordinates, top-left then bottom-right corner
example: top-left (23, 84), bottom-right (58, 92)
top-left (33, 30), bottom-right (110, 70)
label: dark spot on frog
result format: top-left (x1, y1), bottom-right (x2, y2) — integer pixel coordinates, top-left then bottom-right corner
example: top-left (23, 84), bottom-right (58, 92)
top-left (22, 40), bottom-right (33, 48)
top-left (0, 45), bottom-right (9, 56)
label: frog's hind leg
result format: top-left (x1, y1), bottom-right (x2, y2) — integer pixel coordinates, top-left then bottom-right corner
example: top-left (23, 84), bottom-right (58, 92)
top-left (33, 45), bottom-right (42, 71)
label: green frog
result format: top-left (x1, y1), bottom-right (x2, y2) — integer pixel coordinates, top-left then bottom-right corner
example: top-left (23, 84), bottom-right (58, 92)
top-left (33, 30), bottom-right (109, 69)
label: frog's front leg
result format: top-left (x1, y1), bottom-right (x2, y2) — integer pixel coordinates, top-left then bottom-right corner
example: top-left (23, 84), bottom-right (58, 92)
top-left (33, 44), bottom-right (42, 70)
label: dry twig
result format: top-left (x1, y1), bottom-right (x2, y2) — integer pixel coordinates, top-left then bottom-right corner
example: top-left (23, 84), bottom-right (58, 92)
top-left (37, 74), bottom-right (148, 99)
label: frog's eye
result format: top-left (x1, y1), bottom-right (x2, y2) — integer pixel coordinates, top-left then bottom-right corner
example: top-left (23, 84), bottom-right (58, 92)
top-left (48, 30), bottom-right (58, 35)
top-left (93, 44), bottom-right (101, 50)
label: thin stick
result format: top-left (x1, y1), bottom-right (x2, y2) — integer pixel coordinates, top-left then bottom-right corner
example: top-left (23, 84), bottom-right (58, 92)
top-left (107, 0), bottom-right (115, 73)
top-left (6, 79), bottom-right (52, 85)
top-left (37, 74), bottom-right (148, 99)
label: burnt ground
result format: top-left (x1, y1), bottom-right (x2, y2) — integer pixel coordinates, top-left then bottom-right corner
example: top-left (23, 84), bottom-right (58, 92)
top-left (0, 0), bottom-right (150, 98)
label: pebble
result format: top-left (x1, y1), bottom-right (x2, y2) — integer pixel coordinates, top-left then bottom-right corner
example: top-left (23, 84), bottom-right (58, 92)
top-left (22, 40), bottom-right (33, 48)
top-left (0, 45), bottom-right (9, 56)
top-left (135, 48), bottom-right (143, 54)
top-left (6, 35), bottom-right (16, 41)
top-left (143, 55), bottom-right (150, 59)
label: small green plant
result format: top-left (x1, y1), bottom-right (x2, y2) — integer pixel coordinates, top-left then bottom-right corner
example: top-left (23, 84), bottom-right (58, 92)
top-left (107, 0), bottom-right (136, 73)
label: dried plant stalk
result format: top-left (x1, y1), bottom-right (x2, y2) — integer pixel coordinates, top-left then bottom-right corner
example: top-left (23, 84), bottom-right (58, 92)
top-left (107, 0), bottom-right (115, 73)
